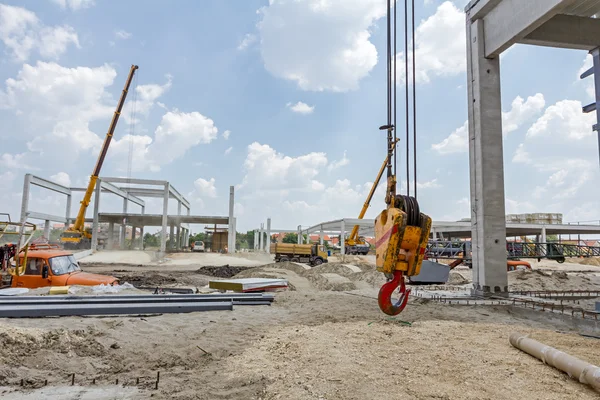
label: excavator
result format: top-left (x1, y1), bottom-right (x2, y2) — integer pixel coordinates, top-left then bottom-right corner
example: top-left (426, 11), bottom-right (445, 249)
top-left (373, 0), bottom-right (432, 316)
top-left (60, 64), bottom-right (139, 250)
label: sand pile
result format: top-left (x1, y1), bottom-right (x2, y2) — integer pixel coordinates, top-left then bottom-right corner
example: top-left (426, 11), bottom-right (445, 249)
top-left (508, 269), bottom-right (600, 291)
top-left (232, 262), bottom-right (384, 292)
top-left (447, 271), bottom-right (470, 285)
top-left (224, 320), bottom-right (600, 400)
top-left (569, 257), bottom-right (600, 266)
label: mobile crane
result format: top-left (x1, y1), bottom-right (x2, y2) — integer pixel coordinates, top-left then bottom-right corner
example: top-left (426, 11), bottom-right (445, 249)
top-left (60, 64), bottom-right (139, 250)
top-left (345, 139), bottom-right (399, 256)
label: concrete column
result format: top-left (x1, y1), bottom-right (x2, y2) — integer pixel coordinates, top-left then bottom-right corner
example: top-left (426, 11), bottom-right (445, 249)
top-left (91, 179), bottom-right (101, 251)
top-left (169, 224), bottom-right (175, 250)
top-left (43, 220), bottom-right (50, 240)
top-left (160, 183), bottom-right (169, 253)
top-left (541, 226), bottom-right (547, 243)
top-left (266, 218), bottom-right (271, 254)
top-left (108, 222), bottom-right (114, 249)
top-left (259, 224), bottom-right (264, 252)
top-left (120, 197), bottom-right (127, 249)
top-left (466, 17), bottom-right (508, 296)
top-left (131, 226), bottom-right (136, 250)
top-left (340, 220), bottom-right (346, 255)
top-left (319, 231), bottom-right (324, 245)
top-left (232, 217), bottom-right (237, 252)
top-left (254, 230), bottom-right (259, 250)
top-left (65, 193), bottom-right (72, 226)
top-left (297, 226), bottom-right (302, 244)
top-left (227, 186), bottom-right (235, 254)
top-left (20, 174), bottom-right (31, 224)
top-left (140, 205), bottom-right (145, 250)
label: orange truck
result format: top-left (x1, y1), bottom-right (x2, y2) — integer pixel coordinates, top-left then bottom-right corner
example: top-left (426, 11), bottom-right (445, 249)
top-left (1, 244), bottom-right (118, 289)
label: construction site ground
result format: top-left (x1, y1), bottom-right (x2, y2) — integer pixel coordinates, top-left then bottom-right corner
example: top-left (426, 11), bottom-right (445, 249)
top-left (1, 252), bottom-right (600, 399)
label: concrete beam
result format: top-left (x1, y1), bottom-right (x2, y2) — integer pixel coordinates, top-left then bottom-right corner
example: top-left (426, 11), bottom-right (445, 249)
top-left (29, 174), bottom-right (71, 196)
top-left (26, 212), bottom-right (66, 223)
top-left (100, 181), bottom-right (145, 207)
top-left (120, 188), bottom-right (167, 198)
top-left (169, 186), bottom-right (190, 209)
top-left (481, 0), bottom-right (578, 57)
top-left (101, 177), bottom-right (166, 186)
top-left (521, 14), bottom-right (600, 50)
top-left (465, 0), bottom-right (502, 20)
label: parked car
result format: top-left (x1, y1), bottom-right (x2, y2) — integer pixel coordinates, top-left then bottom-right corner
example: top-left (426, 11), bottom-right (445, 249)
top-left (192, 241), bottom-right (205, 252)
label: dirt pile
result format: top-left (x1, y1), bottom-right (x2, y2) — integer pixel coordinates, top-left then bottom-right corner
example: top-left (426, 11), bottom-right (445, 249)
top-left (195, 265), bottom-right (253, 278)
top-left (508, 269), bottom-right (600, 291)
top-left (447, 271), bottom-right (470, 285)
top-left (224, 320), bottom-right (600, 400)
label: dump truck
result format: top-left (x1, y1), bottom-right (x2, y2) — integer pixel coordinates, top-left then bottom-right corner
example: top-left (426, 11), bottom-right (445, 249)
top-left (1, 244), bottom-right (118, 289)
top-left (270, 243), bottom-right (328, 266)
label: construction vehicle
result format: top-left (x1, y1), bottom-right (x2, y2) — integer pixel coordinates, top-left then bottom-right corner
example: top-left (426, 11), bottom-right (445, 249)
top-left (60, 64), bottom-right (139, 250)
top-left (270, 243), bottom-right (328, 266)
top-left (345, 139), bottom-right (399, 256)
top-left (2, 244), bottom-right (118, 289)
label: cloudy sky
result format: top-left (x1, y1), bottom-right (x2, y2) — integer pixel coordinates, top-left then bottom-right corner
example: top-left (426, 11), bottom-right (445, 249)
top-left (0, 0), bottom-right (598, 233)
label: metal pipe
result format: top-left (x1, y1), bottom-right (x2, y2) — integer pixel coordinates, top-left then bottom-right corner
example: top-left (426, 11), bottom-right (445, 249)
top-left (0, 301), bottom-right (233, 318)
top-left (0, 294), bottom-right (274, 305)
top-left (509, 332), bottom-right (600, 391)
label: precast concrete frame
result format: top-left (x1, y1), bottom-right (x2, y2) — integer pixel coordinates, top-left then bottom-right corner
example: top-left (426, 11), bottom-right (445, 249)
top-left (300, 218), bottom-right (376, 255)
top-left (20, 174), bottom-right (236, 254)
top-left (20, 173), bottom-right (145, 245)
top-left (465, 0), bottom-right (600, 296)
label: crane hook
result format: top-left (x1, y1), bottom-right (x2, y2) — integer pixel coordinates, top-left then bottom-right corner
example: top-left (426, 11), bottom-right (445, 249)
top-left (378, 270), bottom-right (410, 316)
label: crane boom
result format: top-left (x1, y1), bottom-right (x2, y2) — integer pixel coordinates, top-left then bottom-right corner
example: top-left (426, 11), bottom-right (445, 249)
top-left (61, 64), bottom-right (138, 248)
top-left (347, 139), bottom-right (399, 244)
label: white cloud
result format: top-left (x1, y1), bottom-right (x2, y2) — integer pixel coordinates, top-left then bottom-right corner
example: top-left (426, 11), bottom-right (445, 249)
top-left (225, 146), bottom-right (233, 155)
top-left (287, 101), bottom-right (315, 114)
top-left (238, 33), bottom-right (257, 50)
top-left (191, 177), bottom-right (217, 198)
top-left (433, 94), bottom-right (546, 154)
top-left (123, 74), bottom-right (172, 124)
top-left (223, 130), bottom-right (231, 140)
top-left (0, 4), bottom-right (79, 62)
top-left (239, 142), bottom-right (328, 192)
top-left (396, 1), bottom-right (465, 85)
top-left (431, 120), bottom-right (468, 154)
top-left (51, 0), bottom-right (95, 10)
top-left (257, 0), bottom-right (386, 92)
top-left (503, 93), bottom-right (545, 135)
top-left (50, 172), bottom-right (71, 187)
top-left (328, 151), bottom-right (350, 172)
top-left (577, 54), bottom-right (594, 98)
top-left (527, 100), bottom-right (595, 141)
top-left (0, 153), bottom-right (35, 170)
top-left (400, 179), bottom-right (441, 191)
top-left (115, 30), bottom-right (132, 40)
top-left (511, 143), bottom-right (530, 164)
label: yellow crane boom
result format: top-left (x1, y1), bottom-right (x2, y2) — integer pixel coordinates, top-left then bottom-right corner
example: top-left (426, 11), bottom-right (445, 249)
top-left (346, 139), bottom-right (399, 246)
top-left (61, 64), bottom-right (138, 249)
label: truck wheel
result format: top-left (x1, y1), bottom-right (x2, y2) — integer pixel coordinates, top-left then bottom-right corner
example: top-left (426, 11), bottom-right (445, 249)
top-left (313, 258), bottom-right (323, 266)
top-left (280, 257), bottom-right (289, 262)
top-left (291, 258), bottom-right (300, 263)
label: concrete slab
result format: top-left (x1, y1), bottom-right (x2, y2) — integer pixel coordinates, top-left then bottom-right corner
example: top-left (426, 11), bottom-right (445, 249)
top-left (0, 385), bottom-right (145, 399)
top-left (209, 278), bottom-right (288, 292)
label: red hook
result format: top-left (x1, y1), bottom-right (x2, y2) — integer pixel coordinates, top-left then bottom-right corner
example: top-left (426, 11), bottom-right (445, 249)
top-left (378, 270), bottom-right (411, 316)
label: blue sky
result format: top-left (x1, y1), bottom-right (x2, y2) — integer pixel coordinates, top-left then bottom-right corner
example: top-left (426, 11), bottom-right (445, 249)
top-left (0, 0), bottom-right (598, 234)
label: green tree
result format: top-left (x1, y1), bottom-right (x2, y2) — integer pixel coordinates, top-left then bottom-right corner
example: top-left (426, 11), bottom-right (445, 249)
top-left (143, 233), bottom-right (159, 248)
top-left (283, 233), bottom-right (298, 244)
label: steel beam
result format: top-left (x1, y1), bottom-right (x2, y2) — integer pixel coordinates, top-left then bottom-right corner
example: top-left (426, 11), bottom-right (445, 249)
top-left (0, 294), bottom-right (274, 305)
top-left (521, 14), bottom-right (600, 51)
top-left (29, 174), bottom-right (71, 196)
top-left (0, 301), bottom-right (233, 318)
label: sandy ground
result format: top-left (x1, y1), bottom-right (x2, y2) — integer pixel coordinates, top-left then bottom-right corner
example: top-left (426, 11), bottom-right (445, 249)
top-left (2, 253), bottom-right (600, 399)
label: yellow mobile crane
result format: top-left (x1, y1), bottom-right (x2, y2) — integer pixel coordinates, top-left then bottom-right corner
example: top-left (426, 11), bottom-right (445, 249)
top-left (345, 139), bottom-right (399, 256)
top-left (60, 64), bottom-right (139, 250)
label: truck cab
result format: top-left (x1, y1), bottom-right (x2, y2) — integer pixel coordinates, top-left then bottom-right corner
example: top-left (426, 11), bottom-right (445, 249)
top-left (3, 247), bottom-right (118, 289)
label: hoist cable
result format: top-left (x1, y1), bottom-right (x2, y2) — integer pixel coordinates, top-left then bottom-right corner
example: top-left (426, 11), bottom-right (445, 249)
top-left (393, 0), bottom-right (397, 178)
top-left (404, 0), bottom-right (410, 197)
top-left (126, 72), bottom-right (139, 190)
top-left (412, 0), bottom-right (417, 200)
top-left (386, 0), bottom-right (393, 178)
